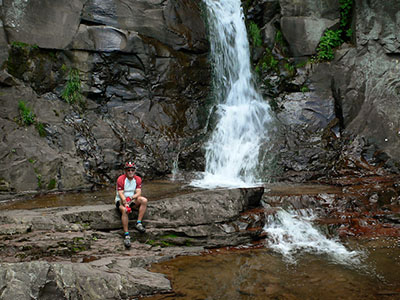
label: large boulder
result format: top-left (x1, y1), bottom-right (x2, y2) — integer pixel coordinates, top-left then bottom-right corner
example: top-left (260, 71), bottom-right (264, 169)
top-left (0, 260), bottom-right (171, 300)
top-left (81, 0), bottom-right (208, 52)
top-left (328, 0), bottom-right (400, 171)
top-left (277, 91), bottom-right (335, 131)
top-left (0, 188), bottom-right (265, 247)
top-left (2, 0), bottom-right (84, 49)
top-left (279, 0), bottom-right (340, 56)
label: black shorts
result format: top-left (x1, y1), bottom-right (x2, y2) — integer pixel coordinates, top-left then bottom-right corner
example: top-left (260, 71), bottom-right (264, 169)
top-left (115, 200), bottom-right (137, 211)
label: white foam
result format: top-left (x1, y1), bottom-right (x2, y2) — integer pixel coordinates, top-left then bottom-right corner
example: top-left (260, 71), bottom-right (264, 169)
top-left (264, 209), bottom-right (364, 265)
top-left (191, 0), bottom-right (271, 188)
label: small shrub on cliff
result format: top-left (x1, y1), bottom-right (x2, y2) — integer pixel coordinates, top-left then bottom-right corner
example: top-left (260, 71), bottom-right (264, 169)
top-left (62, 68), bottom-right (83, 105)
top-left (339, 0), bottom-right (353, 38)
top-left (17, 101), bottom-right (47, 137)
top-left (35, 122), bottom-right (47, 137)
top-left (315, 0), bottom-right (353, 61)
top-left (316, 29), bottom-right (343, 61)
top-left (18, 101), bottom-right (36, 126)
top-left (248, 21), bottom-right (262, 47)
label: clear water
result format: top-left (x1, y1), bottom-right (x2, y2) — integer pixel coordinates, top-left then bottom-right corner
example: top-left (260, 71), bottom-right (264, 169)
top-left (148, 238), bottom-right (400, 300)
top-left (191, 0), bottom-right (271, 189)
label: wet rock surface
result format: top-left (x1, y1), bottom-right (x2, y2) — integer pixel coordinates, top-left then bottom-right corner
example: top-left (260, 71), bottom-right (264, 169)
top-left (0, 188), bottom-right (264, 299)
top-left (262, 176), bottom-right (400, 238)
top-left (1, 181), bottom-right (399, 299)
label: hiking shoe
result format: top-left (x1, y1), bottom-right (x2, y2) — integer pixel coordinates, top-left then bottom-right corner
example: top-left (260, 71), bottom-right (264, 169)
top-left (135, 222), bottom-right (146, 233)
top-left (124, 235), bottom-right (131, 248)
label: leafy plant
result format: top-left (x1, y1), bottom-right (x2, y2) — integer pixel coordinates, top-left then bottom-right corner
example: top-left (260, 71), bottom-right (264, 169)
top-left (314, 0), bottom-right (353, 62)
top-left (248, 21), bottom-right (262, 47)
top-left (316, 29), bottom-right (343, 61)
top-left (17, 101), bottom-right (47, 137)
top-left (256, 48), bottom-right (279, 74)
top-left (339, 0), bottom-right (353, 29)
top-left (62, 68), bottom-right (82, 105)
top-left (11, 41), bottom-right (38, 50)
top-left (275, 30), bottom-right (284, 46)
top-left (47, 178), bottom-right (57, 190)
top-left (18, 101), bottom-right (36, 125)
top-left (300, 86), bottom-right (309, 93)
top-left (283, 62), bottom-right (295, 77)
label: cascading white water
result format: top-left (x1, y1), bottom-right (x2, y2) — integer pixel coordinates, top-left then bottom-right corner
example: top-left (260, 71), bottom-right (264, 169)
top-left (264, 209), bottom-right (364, 265)
top-left (192, 0), bottom-right (365, 267)
top-left (191, 0), bottom-right (272, 188)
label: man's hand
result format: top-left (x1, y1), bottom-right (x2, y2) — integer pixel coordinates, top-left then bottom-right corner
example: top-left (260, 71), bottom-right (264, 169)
top-left (126, 197), bottom-right (132, 203)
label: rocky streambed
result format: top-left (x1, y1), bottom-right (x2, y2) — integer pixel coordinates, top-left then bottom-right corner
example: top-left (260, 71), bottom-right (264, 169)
top-left (1, 178), bottom-right (399, 299)
top-left (0, 187), bottom-right (264, 299)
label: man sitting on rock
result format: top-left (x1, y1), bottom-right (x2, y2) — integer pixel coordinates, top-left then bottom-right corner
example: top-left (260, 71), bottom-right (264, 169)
top-left (115, 161), bottom-right (147, 248)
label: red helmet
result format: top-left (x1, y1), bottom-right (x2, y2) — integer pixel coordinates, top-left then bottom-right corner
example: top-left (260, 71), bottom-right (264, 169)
top-left (124, 161), bottom-right (135, 169)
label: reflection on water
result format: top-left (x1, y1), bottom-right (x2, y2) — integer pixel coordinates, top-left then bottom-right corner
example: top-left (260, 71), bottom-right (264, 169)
top-left (148, 238), bottom-right (400, 300)
top-left (0, 180), bottom-right (196, 210)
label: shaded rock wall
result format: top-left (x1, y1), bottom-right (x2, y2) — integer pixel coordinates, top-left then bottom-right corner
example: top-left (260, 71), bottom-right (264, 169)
top-left (0, 0), bottom-right (210, 194)
top-left (245, 0), bottom-right (400, 181)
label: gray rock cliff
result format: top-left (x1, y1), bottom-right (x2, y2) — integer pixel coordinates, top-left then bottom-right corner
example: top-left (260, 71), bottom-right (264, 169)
top-left (0, 0), bottom-right (210, 194)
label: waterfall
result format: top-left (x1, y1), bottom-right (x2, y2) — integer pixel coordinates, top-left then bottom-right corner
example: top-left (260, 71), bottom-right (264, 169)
top-left (264, 209), bottom-right (364, 265)
top-left (192, 0), bottom-right (365, 267)
top-left (191, 0), bottom-right (272, 188)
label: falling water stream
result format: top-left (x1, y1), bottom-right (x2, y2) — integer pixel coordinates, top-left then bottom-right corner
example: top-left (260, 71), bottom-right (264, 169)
top-left (264, 209), bottom-right (363, 265)
top-left (191, 0), bottom-right (272, 189)
top-left (190, 0), bottom-right (363, 265)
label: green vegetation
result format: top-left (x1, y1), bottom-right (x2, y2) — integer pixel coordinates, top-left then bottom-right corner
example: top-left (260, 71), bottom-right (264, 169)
top-left (145, 234), bottom-right (183, 247)
top-left (34, 168), bottom-right (43, 189)
top-left (62, 68), bottom-right (83, 105)
top-left (243, 0), bottom-right (255, 14)
top-left (248, 21), bottom-right (262, 47)
top-left (11, 41), bottom-right (38, 50)
top-left (68, 237), bottom-right (88, 253)
top-left (17, 101), bottom-right (47, 137)
top-left (315, 0), bottom-right (353, 61)
top-left (283, 62), bottom-right (295, 77)
top-left (255, 48), bottom-right (279, 75)
top-left (300, 86), bottom-right (309, 93)
top-left (35, 122), bottom-right (47, 137)
top-left (7, 42), bottom-right (37, 77)
top-left (316, 29), bottom-right (343, 61)
top-left (296, 60), bottom-right (309, 68)
top-left (339, 0), bottom-right (353, 37)
top-left (18, 101), bottom-right (36, 126)
top-left (47, 178), bottom-right (57, 190)
top-left (274, 29), bottom-right (290, 56)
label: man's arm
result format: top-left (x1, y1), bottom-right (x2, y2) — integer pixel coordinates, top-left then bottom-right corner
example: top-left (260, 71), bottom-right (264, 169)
top-left (118, 190), bottom-right (127, 205)
top-left (132, 188), bottom-right (142, 199)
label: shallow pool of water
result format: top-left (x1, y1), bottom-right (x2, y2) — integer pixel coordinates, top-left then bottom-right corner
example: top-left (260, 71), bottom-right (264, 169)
top-left (0, 180), bottom-right (196, 210)
top-left (0, 181), bottom-right (341, 211)
top-left (147, 237), bottom-right (400, 300)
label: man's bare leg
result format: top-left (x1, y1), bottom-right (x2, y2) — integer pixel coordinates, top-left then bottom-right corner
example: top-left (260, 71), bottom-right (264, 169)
top-left (135, 196), bottom-right (148, 221)
top-left (134, 196), bottom-right (147, 233)
top-left (119, 205), bottom-right (129, 232)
